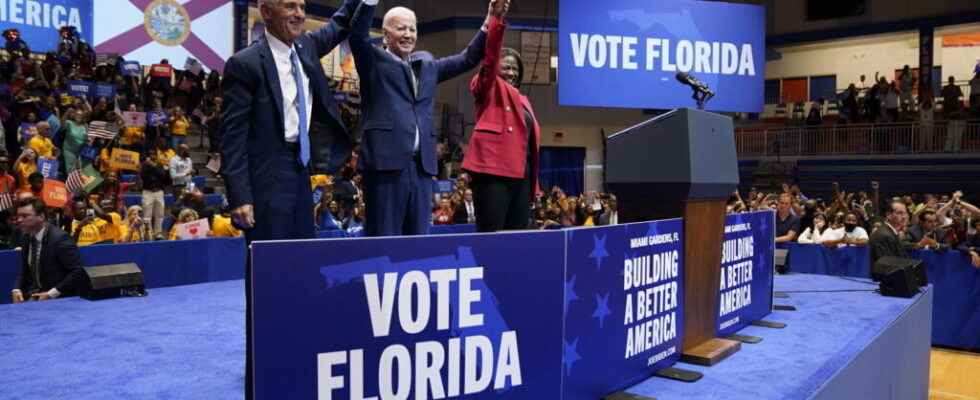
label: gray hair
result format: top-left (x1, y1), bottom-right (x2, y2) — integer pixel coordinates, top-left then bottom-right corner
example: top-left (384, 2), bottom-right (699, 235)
top-left (383, 6), bottom-right (416, 29)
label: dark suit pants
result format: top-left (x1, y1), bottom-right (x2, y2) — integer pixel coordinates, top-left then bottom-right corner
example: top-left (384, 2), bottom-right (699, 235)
top-left (244, 151), bottom-right (314, 400)
top-left (471, 172), bottom-right (531, 232)
top-left (364, 158), bottom-right (432, 236)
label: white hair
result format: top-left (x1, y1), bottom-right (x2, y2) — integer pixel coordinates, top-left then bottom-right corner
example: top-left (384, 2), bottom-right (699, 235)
top-left (383, 6), bottom-right (416, 29)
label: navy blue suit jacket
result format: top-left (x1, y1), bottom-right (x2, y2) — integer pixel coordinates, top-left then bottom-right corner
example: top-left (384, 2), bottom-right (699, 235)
top-left (13, 225), bottom-right (84, 296)
top-left (219, 0), bottom-right (363, 211)
top-left (349, 4), bottom-right (487, 176)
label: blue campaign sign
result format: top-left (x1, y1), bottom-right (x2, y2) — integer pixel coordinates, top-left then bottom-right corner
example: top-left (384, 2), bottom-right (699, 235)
top-left (558, 0), bottom-right (765, 112)
top-left (94, 83), bottom-right (116, 99)
top-left (0, 0), bottom-right (94, 52)
top-left (147, 111), bottom-right (169, 127)
top-left (563, 219), bottom-right (684, 399)
top-left (120, 61), bottom-right (141, 77)
top-left (716, 210), bottom-right (775, 336)
top-left (66, 80), bottom-right (92, 99)
top-left (36, 158), bottom-right (59, 179)
top-left (251, 231), bottom-right (566, 399)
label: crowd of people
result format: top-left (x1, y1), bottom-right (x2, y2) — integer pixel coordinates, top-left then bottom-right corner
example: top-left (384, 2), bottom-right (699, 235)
top-left (809, 64), bottom-right (980, 125)
top-left (0, 26), bottom-right (235, 248)
top-left (730, 181), bottom-right (980, 268)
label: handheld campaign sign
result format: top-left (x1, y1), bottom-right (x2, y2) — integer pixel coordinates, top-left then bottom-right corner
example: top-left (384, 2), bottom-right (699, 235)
top-left (109, 148), bottom-right (140, 171)
top-left (563, 219), bottom-right (684, 399)
top-left (94, 83), bottom-right (116, 99)
top-left (251, 231), bottom-right (566, 399)
top-left (558, 0), bottom-right (765, 112)
top-left (717, 210), bottom-right (775, 336)
top-left (67, 80), bottom-right (93, 99)
top-left (37, 158), bottom-right (59, 179)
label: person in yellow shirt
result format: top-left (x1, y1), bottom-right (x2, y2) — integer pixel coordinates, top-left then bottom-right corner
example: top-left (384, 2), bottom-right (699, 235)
top-left (170, 106), bottom-right (190, 148)
top-left (210, 212), bottom-right (242, 238)
top-left (13, 149), bottom-right (38, 192)
top-left (121, 125), bottom-right (145, 149)
top-left (310, 174), bottom-right (332, 191)
top-left (168, 208), bottom-right (200, 240)
top-left (70, 199), bottom-right (110, 246)
top-left (97, 147), bottom-right (117, 176)
top-left (97, 199), bottom-right (127, 243)
top-left (121, 205), bottom-right (152, 243)
top-left (154, 137), bottom-right (177, 167)
top-left (27, 121), bottom-right (56, 159)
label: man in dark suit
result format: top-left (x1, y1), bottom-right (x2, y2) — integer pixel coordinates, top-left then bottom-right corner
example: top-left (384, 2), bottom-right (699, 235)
top-left (869, 200), bottom-right (914, 267)
top-left (906, 208), bottom-right (947, 251)
top-left (453, 189), bottom-right (477, 224)
top-left (220, 0), bottom-right (368, 242)
top-left (219, 2), bottom-right (370, 398)
top-left (10, 198), bottom-right (84, 303)
top-left (349, 1), bottom-right (498, 236)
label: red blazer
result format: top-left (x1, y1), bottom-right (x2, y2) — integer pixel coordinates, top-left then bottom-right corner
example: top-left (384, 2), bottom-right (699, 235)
top-left (461, 17), bottom-right (540, 193)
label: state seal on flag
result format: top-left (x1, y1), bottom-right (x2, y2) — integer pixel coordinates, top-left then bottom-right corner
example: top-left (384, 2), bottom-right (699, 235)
top-left (144, 0), bottom-right (191, 47)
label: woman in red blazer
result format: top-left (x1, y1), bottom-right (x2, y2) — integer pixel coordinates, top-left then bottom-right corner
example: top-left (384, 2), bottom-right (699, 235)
top-left (461, 5), bottom-right (540, 232)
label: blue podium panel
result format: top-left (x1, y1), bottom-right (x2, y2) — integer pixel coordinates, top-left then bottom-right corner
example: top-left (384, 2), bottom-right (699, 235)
top-left (250, 231), bottom-right (567, 400)
top-left (717, 210), bottom-right (775, 336)
top-left (563, 219), bottom-right (685, 399)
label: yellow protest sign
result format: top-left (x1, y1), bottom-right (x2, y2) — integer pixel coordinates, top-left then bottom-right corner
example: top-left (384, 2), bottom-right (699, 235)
top-left (109, 148), bottom-right (141, 171)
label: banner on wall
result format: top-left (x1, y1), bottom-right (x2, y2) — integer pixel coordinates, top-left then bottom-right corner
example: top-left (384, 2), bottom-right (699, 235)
top-left (558, 0), bottom-right (765, 112)
top-left (563, 219), bottom-right (685, 399)
top-left (716, 210), bottom-right (775, 337)
top-left (0, 0), bottom-right (94, 52)
top-left (251, 231), bottom-right (567, 399)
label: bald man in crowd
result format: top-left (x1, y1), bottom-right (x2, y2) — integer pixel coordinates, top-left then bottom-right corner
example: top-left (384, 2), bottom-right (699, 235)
top-left (349, 0), bottom-right (505, 236)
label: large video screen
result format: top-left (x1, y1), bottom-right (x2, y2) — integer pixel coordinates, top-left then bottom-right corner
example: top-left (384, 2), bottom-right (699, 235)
top-left (93, 0), bottom-right (233, 72)
top-left (558, 0), bottom-right (765, 113)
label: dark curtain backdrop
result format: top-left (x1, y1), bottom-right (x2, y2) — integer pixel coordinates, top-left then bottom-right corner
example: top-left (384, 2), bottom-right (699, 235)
top-left (538, 146), bottom-right (585, 196)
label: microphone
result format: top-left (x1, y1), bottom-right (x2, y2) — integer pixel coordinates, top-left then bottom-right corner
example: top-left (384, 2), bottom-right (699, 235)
top-left (675, 72), bottom-right (714, 95)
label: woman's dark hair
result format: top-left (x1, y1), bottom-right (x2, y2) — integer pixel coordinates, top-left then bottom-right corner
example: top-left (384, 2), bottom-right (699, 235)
top-left (500, 47), bottom-right (524, 88)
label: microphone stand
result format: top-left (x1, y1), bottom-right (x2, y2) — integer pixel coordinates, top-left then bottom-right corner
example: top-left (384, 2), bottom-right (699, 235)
top-left (691, 88), bottom-right (714, 110)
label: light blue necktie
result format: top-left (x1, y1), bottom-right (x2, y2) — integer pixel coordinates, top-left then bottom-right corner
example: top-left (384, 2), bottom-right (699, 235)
top-left (289, 49), bottom-right (310, 167)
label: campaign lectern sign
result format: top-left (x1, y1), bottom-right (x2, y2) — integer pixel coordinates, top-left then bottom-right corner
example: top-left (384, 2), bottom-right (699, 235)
top-left (563, 219), bottom-right (685, 399)
top-left (251, 231), bottom-right (566, 399)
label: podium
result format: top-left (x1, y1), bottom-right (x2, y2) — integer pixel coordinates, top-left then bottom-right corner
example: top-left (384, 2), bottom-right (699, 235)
top-left (606, 108), bottom-right (740, 366)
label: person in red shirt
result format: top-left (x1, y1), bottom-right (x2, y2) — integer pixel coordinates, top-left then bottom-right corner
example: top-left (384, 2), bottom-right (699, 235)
top-left (461, 1), bottom-right (540, 232)
top-left (0, 155), bottom-right (16, 194)
top-left (432, 198), bottom-right (454, 226)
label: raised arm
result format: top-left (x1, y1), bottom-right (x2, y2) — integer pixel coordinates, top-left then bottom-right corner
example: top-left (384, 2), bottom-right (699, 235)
top-left (308, 0), bottom-right (370, 58)
top-left (347, 0), bottom-right (378, 78)
top-left (470, 2), bottom-right (509, 101)
top-left (435, 1), bottom-right (502, 83)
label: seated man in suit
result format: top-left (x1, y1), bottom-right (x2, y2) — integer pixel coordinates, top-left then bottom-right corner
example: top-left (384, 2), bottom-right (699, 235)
top-left (906, 208), bottom-right (947, 251)
top-left (10, 198), bottom-right (85, 303)
top-left (349, 0), bottom-right (502, 236)
top-left (869, 199), bottom-right (914, 267)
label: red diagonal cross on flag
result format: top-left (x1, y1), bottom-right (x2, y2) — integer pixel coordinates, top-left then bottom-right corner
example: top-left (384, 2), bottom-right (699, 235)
top-left (95, 0), bottom-right (227, 72)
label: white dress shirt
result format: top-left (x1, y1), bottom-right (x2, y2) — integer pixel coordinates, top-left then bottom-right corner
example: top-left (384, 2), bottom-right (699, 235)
top-left (266, 30), bottom-right (312, 143)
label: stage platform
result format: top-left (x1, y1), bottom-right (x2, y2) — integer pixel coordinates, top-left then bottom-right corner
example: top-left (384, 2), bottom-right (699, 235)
top-left (0, 274), bottom-right (931, 399)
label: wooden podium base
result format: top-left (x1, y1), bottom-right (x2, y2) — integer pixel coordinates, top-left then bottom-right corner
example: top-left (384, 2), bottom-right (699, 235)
top-left (680, 338), bottom-right (741, 366)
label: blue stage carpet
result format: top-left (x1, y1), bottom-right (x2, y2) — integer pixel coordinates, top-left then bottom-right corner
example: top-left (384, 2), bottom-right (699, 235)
top-left (0, 274), bottom-right (929, 399)
top-left (0, 280), bottom-right (246, 399)
top-left (628, 273), bottom-right (930, 400)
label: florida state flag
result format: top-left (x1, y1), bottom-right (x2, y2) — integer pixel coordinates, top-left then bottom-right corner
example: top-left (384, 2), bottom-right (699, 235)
top-left (93, 0), bottom-right (233, 72)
